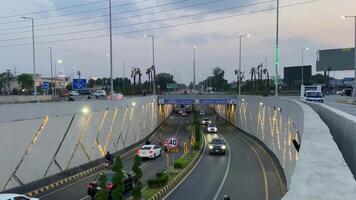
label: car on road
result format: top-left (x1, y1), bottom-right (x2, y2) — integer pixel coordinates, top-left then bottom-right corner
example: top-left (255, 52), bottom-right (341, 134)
top-left (87, 170), bottom-right (133, 198)
top-left (107, 93), bottom-right (125, 101)
top-left (94, 90), bottom-right (107, 97)
top-left (304, 91), bottom-right (324, 103)
top-left (0, 194), bottom-right (39, 200)
top-left (136, 145), bottom-right (162, 159)
top-left (181, 111), bottom-right (187, 117)
top-left (202, 118), bottom-right (211, 125)
top-left (341, 88), bottom-right (353, 96)
top-left (200, 110), bottom-right (205, 116)
top-left (207, 123), bottom-right (217, 133)
top-left (69, 90), bottom-right (79, 96)
top-left (208, 138), bottom-right (227, 155)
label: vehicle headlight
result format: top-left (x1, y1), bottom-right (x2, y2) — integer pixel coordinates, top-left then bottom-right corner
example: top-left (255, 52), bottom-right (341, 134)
top-left (221, 145), bottom-right (226, 149)
top-left (209, 145), bottom-right (213, 149)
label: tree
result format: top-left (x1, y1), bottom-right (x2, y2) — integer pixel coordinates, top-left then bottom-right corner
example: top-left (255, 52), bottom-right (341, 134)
top-left (156, 73), bottom-right (175, 91)
top-left (211, 67), bottom-right (229, 91)
top-left (94, 174), bottom-right (109, 200)
top-left (17, 73), bottom-right (33, 91)
top-left (311, 74), bottom-right (326, 84)
top-left (111, 157), bottom-right (124, 200)
top-left (131, 156), bottom-right (142, 200)
top-left (88, 79), bottom-right (95, 88)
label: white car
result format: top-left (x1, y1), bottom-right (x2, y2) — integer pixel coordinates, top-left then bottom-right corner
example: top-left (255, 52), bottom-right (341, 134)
top-left (94, 90), bottom-right (106, 97)
top-left (304, 91), bottom-right (324, 103)
top-left (69, 90), bottom-right (79, 96)
top-left (0, 193), bottom-right (39, 200)
top-left (181, 112), bottom-right (187, 117)
top-left (207, 123), bottom-right (218, 133)
top-left (136, 145), bottom-right (162, 158)
top-left (200, 110), bottom-right (205, 116)
top-left (202, 118), bottom-right (211, 125)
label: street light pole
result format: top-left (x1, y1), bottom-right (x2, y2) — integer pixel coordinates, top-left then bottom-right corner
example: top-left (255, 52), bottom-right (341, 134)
top-left (238, 34), bottom-right (250, 96)
top-left (109, 0), bottom-right (114, 97)
top-left (274, 0), bottom-right (280, 97)
top-left (193, 46), bottom-right (197, 92)
top-left (145, 34), bottom-right (156, 95)
top-left (48, 47), bottom-right (54, 99)
top-left (21, 17), bottom-right (36, 100)
top-left (301, 47), bottom-right (309, 86)
top-left (342, 15), bottom-right (356, 103)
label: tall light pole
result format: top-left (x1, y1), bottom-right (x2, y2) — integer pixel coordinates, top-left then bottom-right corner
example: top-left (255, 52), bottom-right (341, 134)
top-left (48, 47), bottom-right (54, 99)
top-left (145, 34), bottom-right (156, 95)
top-left (301, 47), bottom-right (309, 86)
top-left (109, 0), bottom-right (114, 97)
top-left (238, 34), bottom-right (250, 95)
top-left (274, 0), bottom-right (280, 97)
top-left (342, 15), bottom-right (356, 103)
top-left (193, 46), bottom-right (197, 92)
top-left (123, 61), bottom-right (125, 93)
top-left (21, 16), bottom-right (36, 100)
top-left (55, 59), bottom-right (62, 96)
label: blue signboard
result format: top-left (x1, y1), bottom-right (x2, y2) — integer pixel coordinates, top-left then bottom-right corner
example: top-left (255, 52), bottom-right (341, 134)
top-left (163, 98), bottom-right (195, 105)
top-left (42, 82), bottom-right (49, 90)
top-left (199, 99), bottom-right (233, 105)
top-left (73, 79), bottom-right (87, 90)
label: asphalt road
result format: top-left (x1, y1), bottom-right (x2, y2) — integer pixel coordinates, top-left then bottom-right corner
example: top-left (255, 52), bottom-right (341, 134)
top-left (166, 109), bottom-right (283, 200)
top-left (323, 95), bottom-right (356, 116)
top-left (38, 113), bottom-right (191, 200)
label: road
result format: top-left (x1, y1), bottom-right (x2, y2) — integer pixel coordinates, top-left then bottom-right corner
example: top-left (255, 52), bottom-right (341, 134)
top-left (166, 108), bottom-right (284, 200)
top-left (38, 113), bottom-right (191, 200)
top-left (323, 95), bottom-right (356, 116)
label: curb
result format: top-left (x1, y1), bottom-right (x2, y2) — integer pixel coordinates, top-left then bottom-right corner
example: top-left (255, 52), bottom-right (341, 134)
top-left (148, 133), bottom-right (205, 200)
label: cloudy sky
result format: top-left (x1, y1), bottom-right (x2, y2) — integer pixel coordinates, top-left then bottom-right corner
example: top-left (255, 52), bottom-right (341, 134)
top-left (0, 0), bottom-right (355, 84)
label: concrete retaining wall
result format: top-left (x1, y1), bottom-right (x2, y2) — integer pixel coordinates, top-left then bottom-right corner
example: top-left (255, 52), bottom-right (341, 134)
top-left (0, 96), bottom-right (172, 190)
top-left (305, 102), bottom-right (356, 178)
top-left (0, 95), bottom-right (52, 104)
top-left (213, 96), bottom-right (356, 199)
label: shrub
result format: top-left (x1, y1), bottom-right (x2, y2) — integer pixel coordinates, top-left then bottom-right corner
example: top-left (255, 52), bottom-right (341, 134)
top-left (147, 172), bottom-right (169, 188)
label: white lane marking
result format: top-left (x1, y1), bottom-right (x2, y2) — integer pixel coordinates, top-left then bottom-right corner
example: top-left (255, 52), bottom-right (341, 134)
top-left (212, 135), bottom-right (231, 200)
top-left (162, 134), bottom-right (207, 200)
top-left (79, 195), bottom-right (90, 200)
top-left (174, 118), bottom-right (183, 137)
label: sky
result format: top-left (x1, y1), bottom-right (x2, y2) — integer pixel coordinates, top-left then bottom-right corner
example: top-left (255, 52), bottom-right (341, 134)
top-left (0, 0), bottom-right (355, 84)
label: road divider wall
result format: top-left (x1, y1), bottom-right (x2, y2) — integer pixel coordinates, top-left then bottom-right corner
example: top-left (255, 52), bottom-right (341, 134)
top-left (0, 96), bottom-right (172, 191)
top-left (213, 96), bottom-right (356, 199)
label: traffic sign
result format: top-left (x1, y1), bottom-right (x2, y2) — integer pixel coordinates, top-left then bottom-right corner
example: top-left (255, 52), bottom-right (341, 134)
top-left (42, 82), bottom-right (49, 90)
top-left (166, 83), bottom-right (178, 89)
top-left (166, 137), bottom-right (179, 149)
top-left (73, 79), bottom-right (87, 90)
top-left (167, 147), bottom-right (179, 153)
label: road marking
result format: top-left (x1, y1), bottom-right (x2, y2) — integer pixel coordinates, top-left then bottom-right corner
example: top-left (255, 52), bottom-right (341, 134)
top-left (227, 126), bottom-right (269, 200)
top-left (174, 118), bottom-right (183, 137)
top-left (162, 134), bottom-right (207, 200)
top-left (212, 135), bottom-right (231, 200)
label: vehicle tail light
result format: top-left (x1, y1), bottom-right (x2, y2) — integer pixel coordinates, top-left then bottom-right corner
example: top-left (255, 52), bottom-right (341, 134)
top-left (106, 182), bottom-right (114, 190)
top-left (149, 150), bottom-right (153, 154)
top-left (88, 183), bottom-right (95, 189)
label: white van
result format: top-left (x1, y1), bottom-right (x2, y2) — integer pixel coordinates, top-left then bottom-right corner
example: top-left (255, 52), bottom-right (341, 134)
top-left (304, 90), bottom-right (324, 103)
top-left (94, 90), bottom-right (106, 97)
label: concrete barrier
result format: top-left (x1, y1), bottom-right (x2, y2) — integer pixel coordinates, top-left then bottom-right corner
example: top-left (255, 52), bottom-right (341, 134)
top-left (0, 96), bottom-right (172, 191)
top-left (305, 102), bottom-right (356, 178)
top-left (0, 95), bottom-right (52, 104)
top-left (213, 96), bottom-right (356, 199)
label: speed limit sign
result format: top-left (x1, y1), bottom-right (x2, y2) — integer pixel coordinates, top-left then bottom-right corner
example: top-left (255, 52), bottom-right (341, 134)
top-left (166, 137), bottom-right (179, 149)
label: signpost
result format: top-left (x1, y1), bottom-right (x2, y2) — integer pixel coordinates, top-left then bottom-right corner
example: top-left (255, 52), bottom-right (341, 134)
top-left (42, 82), bottom-right (49, 92)
top-left (72, 79), bottom-right (87, 90)
top-left (165, 136), bottom-right (179, 169)
top-left (166, 83), bottom-right (178, 89)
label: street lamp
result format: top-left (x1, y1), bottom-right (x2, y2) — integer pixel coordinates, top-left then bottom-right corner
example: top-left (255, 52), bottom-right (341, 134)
top-left (238, 34), bottom-right (250, 95)
top-left (274, 0), bottom-right (280, 97)
top-left (21, 16), bottom-right (36, 100)
top-left (109, 0), bottom-right (114, 98)
top-left (193, 46), bottom-right (197, 92)
top-left (341, 15), bottom-right (356, 103)
top-left (48, 47), bottom-right (54, 99)
top-left (145, 34), bottom-right (156, 95)
top-left (301, 47), bottom-right (309, 85)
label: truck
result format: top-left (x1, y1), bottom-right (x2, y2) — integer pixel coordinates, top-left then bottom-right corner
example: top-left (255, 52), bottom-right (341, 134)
top-left (301, 85), bottom-right (324, 102)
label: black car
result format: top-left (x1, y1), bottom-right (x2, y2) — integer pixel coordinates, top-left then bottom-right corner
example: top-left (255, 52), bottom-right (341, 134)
top-left (87, 170), bottom-right (133, 199)
top-left (341, 88), bottom-right (353, 96)
top-left (208, 138), bottom-right (227, 155)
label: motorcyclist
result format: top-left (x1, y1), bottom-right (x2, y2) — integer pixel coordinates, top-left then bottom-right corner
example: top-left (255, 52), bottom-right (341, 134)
top-left (105, 151), bottom-right (113, 164)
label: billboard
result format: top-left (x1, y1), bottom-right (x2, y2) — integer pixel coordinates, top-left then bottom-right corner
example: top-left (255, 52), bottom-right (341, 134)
top-left (72, 79), bottom-right (87, 90)
top-left (316, 48), bottom-right (355, 71)
top-left (284, 65), bottom-right (312, 88)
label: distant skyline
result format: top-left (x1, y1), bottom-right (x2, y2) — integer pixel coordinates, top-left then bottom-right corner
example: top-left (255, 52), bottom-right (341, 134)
top-left (0, 0), bottom-right (355, 84)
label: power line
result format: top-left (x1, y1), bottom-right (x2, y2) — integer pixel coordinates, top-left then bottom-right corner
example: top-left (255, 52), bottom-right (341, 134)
top-left (0, 0), bottom-right (275, 42)
top-left (0, 0), bottom-right (192, 34)
top-left (0, 0), bottom-right (151, 25)
top-left (0, 0), bottom-right (318, 48)
top-left (0, 0), bottom-right (107, 19)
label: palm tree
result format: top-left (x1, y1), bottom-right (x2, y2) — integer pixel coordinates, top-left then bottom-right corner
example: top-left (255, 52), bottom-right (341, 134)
top-left (263, 68), bottom-right (270, 90)
top-left (250, 67), bottom-right (256, 91)
top-left (146, 68), bottom-right (152, 92)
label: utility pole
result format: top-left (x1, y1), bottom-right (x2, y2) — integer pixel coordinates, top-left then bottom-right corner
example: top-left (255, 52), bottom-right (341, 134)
top-left (48, 47), bottom-right (54, 99)
top-left (193, 46), bottom-right (197, 92)
top-left (274, 0), bottom-right (280, 97)
top-left (238, 34), bottom-right (250, 95)
top-left (109, 0), bottom-right (114, 98)
top-left (122, 61), bottom-right (125, 93)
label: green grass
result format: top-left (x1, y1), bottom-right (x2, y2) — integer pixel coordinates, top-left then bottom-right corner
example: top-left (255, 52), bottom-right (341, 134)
top-left (142, 188), bottom-right (160, 200)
